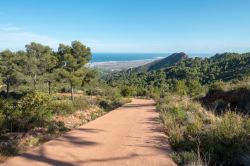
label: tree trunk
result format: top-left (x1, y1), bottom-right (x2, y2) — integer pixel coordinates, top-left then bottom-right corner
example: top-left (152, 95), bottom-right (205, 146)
top-left (10, 121), bottom-right (13, 133)
top-left (70, 82), bottom-right (74, 101)
top-left (33, 80), bottom-right (36, 89)
top-left (6, 84), bottom-right (9, 96)
top-left (33, 74), bottom-right (37, 90)
top-left (48, 81), bottom-right (51, 94)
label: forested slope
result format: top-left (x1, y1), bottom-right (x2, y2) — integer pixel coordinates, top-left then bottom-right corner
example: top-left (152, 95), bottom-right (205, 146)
top-left (133, 52), bottom-right (188, 72)
top-left (108, 52), bottom-right (250, 96)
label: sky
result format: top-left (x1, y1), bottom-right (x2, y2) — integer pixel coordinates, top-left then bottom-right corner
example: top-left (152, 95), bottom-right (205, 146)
top-left (0, 0), bottom-right (250, 53)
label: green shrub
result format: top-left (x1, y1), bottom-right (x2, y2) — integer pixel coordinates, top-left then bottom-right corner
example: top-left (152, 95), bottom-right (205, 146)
top-left (187, 80), bottom-right (204, 97)
top-left (0, 99), bottom-right (22, 133)
top-left (100, 87), bottom-right (124, 111)
top-left (120, 86), bottom-right (134, 97)
top-left (200, 112), bottom-right (250, 165)
top-left (169, 107), bottom-right (186, 122)
top-left (98, 98), bottom-right (122, 111)
top-left (172, 151), bottom-right (197, 166)
top-left (0, 112), bottom-right (5, 133)
top-left (136, 87), bottom-right (148, 96)
top-left (90, 111), bottom-right (101, 120)
top-left (86, 87), bottom-right (104, 96)
top-left (173, 80), bottom-right (188, 96)
top-left (18, 91), bottom-right (52, 130)
top-left (209, 81), bottom-right (226, 91)
top-left (60, 87), bottom-right (71, 93)
top-left (25, 136), bottom-right (40, 147)
top-left (102, 86), bottom-right (121, 98)
top-left (72, 97), bottom-right (90, 111)
top-left (158, 94), bottom-right (250, 165)
top-left (214, 112), bottom-right (245, 139)
top-left (97, 93), bottom-right (128, 112)
top-left (0, 140), bottom-right (20, 156)
top-left (98, 99), bottom-right (111, 110)
top-left (47, 121), bottom-right (69, 134)
top-left (50, 100), bottom-right (75, 115)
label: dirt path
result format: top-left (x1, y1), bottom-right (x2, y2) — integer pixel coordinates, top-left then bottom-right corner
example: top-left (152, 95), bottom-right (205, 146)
top-left (2, 99), bottom-right (176, 166)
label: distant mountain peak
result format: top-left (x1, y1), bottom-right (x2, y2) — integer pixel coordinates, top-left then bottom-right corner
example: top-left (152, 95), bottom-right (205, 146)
top-left (169, 52), bottom-right (189, 58)
top-left (133, 52), bottom-right (189, 72)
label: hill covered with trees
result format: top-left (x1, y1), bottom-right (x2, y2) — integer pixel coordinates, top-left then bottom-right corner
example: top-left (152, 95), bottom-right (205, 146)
top-left (108, 52), bottom-right (250, 96)
top-left (133, 52), bottom-right (188, 72)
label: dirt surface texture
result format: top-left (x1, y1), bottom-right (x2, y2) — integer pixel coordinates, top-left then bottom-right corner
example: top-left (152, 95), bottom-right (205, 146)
top-left (2, 99), bottom-right (176, 166)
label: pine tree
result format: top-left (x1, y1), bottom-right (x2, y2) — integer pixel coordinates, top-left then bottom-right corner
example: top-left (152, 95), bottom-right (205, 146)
top-left (58, 41), bottom-right (92, 100)
top-left (0, 50), bottom-right (23, 95)
top-left (24, 42), bottom-right (53, 89)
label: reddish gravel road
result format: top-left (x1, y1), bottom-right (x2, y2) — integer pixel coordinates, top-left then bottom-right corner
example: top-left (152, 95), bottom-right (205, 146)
top-left (2, 99), bottom-right (176, 166)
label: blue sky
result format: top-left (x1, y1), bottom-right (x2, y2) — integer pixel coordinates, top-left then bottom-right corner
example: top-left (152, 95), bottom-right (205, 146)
top-left (0, 0), bottom-right (250, 53)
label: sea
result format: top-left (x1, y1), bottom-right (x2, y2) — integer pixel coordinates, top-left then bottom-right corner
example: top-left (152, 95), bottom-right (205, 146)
top-left (91, 53), bottom-right (212, 63)
top-left (88, 53), bottom-right (213, 72)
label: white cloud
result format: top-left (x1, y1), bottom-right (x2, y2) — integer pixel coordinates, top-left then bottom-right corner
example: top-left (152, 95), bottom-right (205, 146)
top-left (0, 24), bottom-right (64, 50)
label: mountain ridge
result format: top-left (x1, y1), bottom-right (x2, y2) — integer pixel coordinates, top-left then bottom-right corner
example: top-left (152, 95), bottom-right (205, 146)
top-left (133, 52), bottom-right (189, 72)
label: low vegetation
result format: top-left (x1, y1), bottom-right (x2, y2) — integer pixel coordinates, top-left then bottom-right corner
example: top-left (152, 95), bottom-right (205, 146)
top-left (1, 40), bottom-right (250, 166)
top-left (108, 52), bottom-right (250, 165)
top-left (0, 89), bottom-right (128, 160)
top-left (0, 41), bottom-right (130, 162)
top-left (157, 94), bottom-right (250, 166)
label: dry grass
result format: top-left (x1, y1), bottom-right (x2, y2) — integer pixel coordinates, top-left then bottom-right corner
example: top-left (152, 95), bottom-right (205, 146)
top-left (157, 94), bottom-right (250, 166)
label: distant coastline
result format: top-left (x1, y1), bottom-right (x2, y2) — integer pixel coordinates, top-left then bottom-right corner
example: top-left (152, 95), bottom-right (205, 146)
top-left (88, 53), bottom-right (212, 72)
top-left (90, 53), bottom-right (168, 63)
top-left (87, 59), bottom-right (156, 72)
top-left (90, 53), bottom-right (212, 63)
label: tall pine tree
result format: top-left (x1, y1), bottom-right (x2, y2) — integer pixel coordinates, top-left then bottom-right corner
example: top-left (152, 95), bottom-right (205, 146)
top-left (58, 41), bottom-right (92, 100)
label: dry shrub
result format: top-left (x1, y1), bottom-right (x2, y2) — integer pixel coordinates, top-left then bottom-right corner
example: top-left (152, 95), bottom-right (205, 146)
top-left (157, 94), bottom-right (250, 166)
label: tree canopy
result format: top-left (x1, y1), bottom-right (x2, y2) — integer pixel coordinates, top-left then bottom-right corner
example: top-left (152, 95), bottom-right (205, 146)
top-left (0, 41), bottom-right (93, 100)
